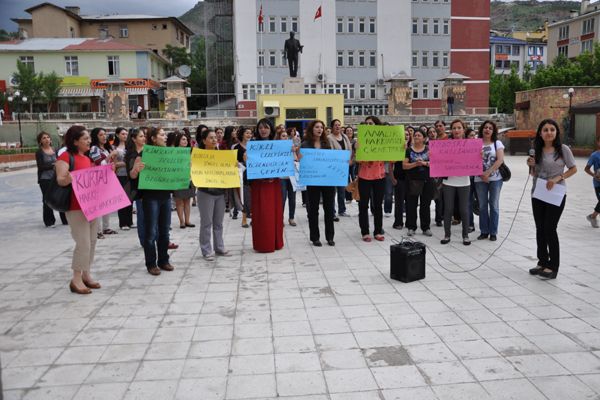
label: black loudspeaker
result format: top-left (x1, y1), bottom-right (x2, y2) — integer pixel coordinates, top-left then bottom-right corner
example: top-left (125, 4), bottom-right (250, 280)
top-left (390, 241), bottom-right (426, 283)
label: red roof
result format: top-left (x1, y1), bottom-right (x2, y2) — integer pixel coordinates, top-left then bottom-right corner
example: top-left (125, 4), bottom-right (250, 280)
top-left (63, 39), bottom-right (145, 51)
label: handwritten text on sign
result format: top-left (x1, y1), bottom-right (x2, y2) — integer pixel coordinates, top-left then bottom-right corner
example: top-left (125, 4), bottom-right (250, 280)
top-left (139, 145), bottom-right (191, 190)
top-left (356, 124), bottom-right (405, 161)
top-left (299, 149), bottom-right (351, 187)
top-left (71, 164), bottom-right (131, 222)
top-left (191, 148), bottom-right (240, 188)
top-left (246, 140), bottom-right (294, 179)
top-left (429, 139), bottom-right (483, 177)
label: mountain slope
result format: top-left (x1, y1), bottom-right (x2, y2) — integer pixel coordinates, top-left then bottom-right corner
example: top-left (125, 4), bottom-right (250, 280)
top-left (491, 1), bottom-right (580, 32)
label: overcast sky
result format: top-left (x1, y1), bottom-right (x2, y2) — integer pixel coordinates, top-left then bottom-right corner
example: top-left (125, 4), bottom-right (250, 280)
top-left (1, 0), bottom-right (201, 31)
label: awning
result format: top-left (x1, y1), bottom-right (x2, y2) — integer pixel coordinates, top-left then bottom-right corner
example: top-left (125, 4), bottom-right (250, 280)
top-left (59, 87), bottom-right (103, 97)
top-left (125, 88), bottom-right (149, 95)
top-left (263, 100), bottom-right (280, 108)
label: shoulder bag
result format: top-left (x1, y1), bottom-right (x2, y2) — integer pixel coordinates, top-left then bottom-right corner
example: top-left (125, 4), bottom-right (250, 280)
top-left (45, 153), bottom-right (74, 212)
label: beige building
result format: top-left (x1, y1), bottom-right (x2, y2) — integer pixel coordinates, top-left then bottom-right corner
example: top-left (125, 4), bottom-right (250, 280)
top-left (11, 2), bottom-right (194, 56)
top-left (547, 0), bottom-right (600, 62)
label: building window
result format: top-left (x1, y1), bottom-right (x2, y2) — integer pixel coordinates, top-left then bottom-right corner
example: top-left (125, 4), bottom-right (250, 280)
top-left (512, 45), bottom-right (520, 55)
top-left (269, 16), bottom-right (276, 33)
top-left (495, 45), bottom-right (504, 54)
top-left (107, 56), bottom-right (120, 76)
top-left (18, 56), bottom-right (34, 72)
top-left (412, 18), bottom-right (418, 34)
top-left (422, 51), bottom-right (428, 67)
top-left (422, 19), bottom-right (429, 34)
top-left (433, 84), bottom-right (440, 99)
top-left (359, 84), bottom-right (366, 99)
top-left (422, 84), bottom-right (429, 99)
top-left (280, 17), bottom-right (288, 33)
top-left (337, 18), bottom-right (344, 33)
top-left (359, 17), bottom-right (365, 33)
top-left (369, 51), bottom-right (376, 67)
top-left (433, 19), bottom-right (439, 34)
top-left (583, 18), bottom-right (594, 35)
top-left (162, 24), bottom-right (167, 30)
top-left (443, 19), bottom-right (449, 35)
top-left (258, 50), bottom-right (264, 66)
top-left (412, 84), bottom-right (419, 99)
top-left (495, 60), bottom-right (503, 68)
top-left (348, 17), bottom-right (355, 33)
top-left (291, 17), bottom-right (298, 33)
top-left (442, 51), bottom-right (449, 67)
top-left (65, 56), bottom-right (79, 76)
top-left (347, 50), bottom-right (354, 67)
top-left (369, 18), bottom-right (376, 33)
top-left (412, 51), bottom-right (418, 67)
top-left (358, 51), bottom-right (365, 67)
top-left (119, 25), bottom-right (128, 38)
top-left (337, 51), bottom-right (344, 67)
top-left (559, 25), bottom-right (569, 40)
top-left (269, 50), bottom-right (276, 67)
top-left (511, 60), bottom-right (520, 69)
top-left (582, 39), bottom-right (594, 53)
top-left (528, 46), bottom-right (534, 56)
top-left (432, 51), bottom-right (439, 67)
top-left (558, 45), bottom-right (568, 57)
top-left (370, 85), bottom-right (376, 99)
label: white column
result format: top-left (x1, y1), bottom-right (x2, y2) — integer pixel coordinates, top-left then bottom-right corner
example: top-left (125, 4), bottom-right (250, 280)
top-left (299, 0), bottom-right (336, 85)
top-left (234, 0), bottom-right (258, 100)
top-left (377, 0), bottom-right (412, 80)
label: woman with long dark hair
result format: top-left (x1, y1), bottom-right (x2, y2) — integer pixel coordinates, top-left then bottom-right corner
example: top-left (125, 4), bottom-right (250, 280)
top-left (393, 128), bottom-right (411, 230)
top-left (278, 128), bottom-right (297, 227)
top-left (474, 120), bottom-right (504, 241)
top-left (125, 128), bottom-right (146, 246)
top-left (139, 127), bottom-right (176, 275)
top-left (56, 125), bottom-right (100, 294)
top-left (234, 126), bottom-right (253, 228)
top-left (90, 127), bottom-right (116, 238)
top-left (328, 119), bottom-right (352, 219)
top-left (36, 131), bottom-right (68, 227)
top-left (302, 120), bottom-right (336, 246)
top-left (526, 119), bottom-right (577, 279)
top-left (113, 127), bottom-right (134, 230)
top-left (250, 118), bottom-right (284, 252)
top-left (173, 132), bottom-right (195, 229)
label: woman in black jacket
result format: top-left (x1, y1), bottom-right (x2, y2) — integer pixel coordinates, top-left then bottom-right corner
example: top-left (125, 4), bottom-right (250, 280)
top-left (35, 131), bottom-right (67, 227)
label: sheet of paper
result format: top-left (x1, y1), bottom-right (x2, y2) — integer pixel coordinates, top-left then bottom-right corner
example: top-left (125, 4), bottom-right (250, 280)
top-left (533, 178), bottom-right (566, 206)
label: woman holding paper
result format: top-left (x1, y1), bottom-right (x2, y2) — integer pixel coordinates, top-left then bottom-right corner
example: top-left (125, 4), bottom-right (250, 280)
top-left (234, 126), bottom-right (253, 228)
top-left (527, 119), bottom-right (577, 279)
top-left (36, 131), bottom-right (68, 227)
top-left (90, 127), bottom-right (117, 239)
top-left (440, 119), bottom-right (472, 246)
top-left (402, 129), bottom-right (433, 236)
top-left (474, 121), bottom-right (504, 241)
top-left (196, 129), bottom-right (231, 261)
top-left (277, 128), bottom-right (297, 227)
top-left (250, 118), bottom-right (284, 252)
top-left (113, 127), bottom-right (134, 230)
top-left (55, 125), bottom-right (100, 295)
top-left (174, 132), bottom-right (196, 229)
top-left (328, 119), bottom-right (352, 219)
top-left (125, 128), bottom-right (146, 246)
top-left (301, 120), bottom-right (336, 246)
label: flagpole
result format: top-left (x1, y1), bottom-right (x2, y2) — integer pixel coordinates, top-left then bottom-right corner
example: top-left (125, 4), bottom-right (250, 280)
top-left (259, 4), bottom-right (264, 89)
top-left (320, 3), bottom-right (323, 94)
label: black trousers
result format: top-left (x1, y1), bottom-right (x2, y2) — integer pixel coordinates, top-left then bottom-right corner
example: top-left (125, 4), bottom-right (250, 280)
top-left (39, 180), bottom-right (67, 226)
top-left (358, 178), bottom-right (385, 236)
top-left (288, 56), bottom-right (298, 77)
top-left (443, 185), bottom-right (470, 238)
top-left (394, 179), bottom-right (407, 227)
top-left (406, 179), bottom-right (434, 232)
top-left (117, 176), bottom-right (134, 228)
top-left (306, 186), bottom-right (335, 242)
top-left (532, 196), bottom-right (566, 272)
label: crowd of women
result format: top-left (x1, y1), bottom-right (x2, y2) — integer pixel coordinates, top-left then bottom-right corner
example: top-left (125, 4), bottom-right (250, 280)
top-left (35, 116), bottom-right (582, 294)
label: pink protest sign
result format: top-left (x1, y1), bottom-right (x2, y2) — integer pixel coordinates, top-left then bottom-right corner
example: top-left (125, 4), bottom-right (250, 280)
top-left (71, 164), bottom-right (131, 222)
top-left (429, 139), bottom-right (483, 177)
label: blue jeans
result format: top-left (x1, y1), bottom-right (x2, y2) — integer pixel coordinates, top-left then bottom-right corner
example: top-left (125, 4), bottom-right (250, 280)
top-left (384, 173), bottom-right (394, 214)
top-left (281, 179), bottom-right (296, 219)
top-left (142, 196), bottom-right (171, 269)
top-left (333, 186), bottom-right (346, 215)
top-left (475, 180), bottom-right (503, 235)
top-left (135, 199), bottom-right (145, 246)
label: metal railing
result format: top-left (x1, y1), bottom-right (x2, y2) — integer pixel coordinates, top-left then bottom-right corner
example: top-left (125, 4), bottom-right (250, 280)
top-left (187, 110), bottom-right (258, 119)
top-left (411, 107), bottom-right (499, 116)
top-left (8, 112), bottom-right (107, 121)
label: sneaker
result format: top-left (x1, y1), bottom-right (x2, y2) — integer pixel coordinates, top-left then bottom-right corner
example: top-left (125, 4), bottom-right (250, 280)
top-left (384, 212), bottom-right (392, 218)
top-left (121, 226), bottom-right (130, 231)
top-left (587, 214), bottom-right (599, 228)
top-left (203, 254), bottom-right (215, 261)
top-left (339, 212), bottom-right (351, 217)
top-left (407, 229), bottom-right (415, 237)
top-left (423, 229), bottom-right (433, 237)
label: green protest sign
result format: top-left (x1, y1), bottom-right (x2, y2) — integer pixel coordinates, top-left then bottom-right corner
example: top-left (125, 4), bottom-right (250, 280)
top-left (356, 124), bottom-right (405, 161)
top-left (138, 145), bottom-right (191, 190)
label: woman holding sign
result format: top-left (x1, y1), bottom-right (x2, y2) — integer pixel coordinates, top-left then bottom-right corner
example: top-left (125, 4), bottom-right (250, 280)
top-left (250, 118), bottom-right (284, 253)
top-left (174, 132), bottom-right (196, 229)
top-left (328, 119), bottom-right (352, 219)
top-left (440, 120), bottom-right (472, 246)
top-left (55, 125), bottom-right (101, 295)
top-left (526, 119), bottom-right (577, 279)
top-left (301, 120), bottom-right (336, 246)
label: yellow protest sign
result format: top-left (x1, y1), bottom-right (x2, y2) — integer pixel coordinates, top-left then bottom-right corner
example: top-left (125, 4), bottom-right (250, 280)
top-left (191, 148), bottom-right (240, 188)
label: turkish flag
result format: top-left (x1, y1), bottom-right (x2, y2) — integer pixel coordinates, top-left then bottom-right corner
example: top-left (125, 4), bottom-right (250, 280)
top-left (258, 4), bottom-right (264, 26)
top-left (314, 5), bottom-right (322, 20)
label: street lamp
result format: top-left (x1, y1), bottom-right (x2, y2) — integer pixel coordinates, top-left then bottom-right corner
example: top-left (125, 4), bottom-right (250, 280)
top-left (7, 90), bottom-right (27, 148)
top-left (562, 87), bottom-right (575, 144)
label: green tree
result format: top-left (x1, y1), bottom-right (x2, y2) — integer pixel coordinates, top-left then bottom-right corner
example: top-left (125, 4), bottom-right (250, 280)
top-left (0, 29), bottom-right (18, 41)
top-left (39, 71), bottom-right (62, 113)
top-left (188, 37), bottom-right (207, 110)
top-left (162, 44), bottom-right (192, 75)
top-left (13, 60), bottom-right (39, 113)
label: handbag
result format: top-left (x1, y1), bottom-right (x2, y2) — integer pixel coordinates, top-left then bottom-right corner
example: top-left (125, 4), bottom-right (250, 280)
top-left (123, 179), bottom-right (138, 202)
top-left (494, 141), bottom-right (511, 182)
top-left (345, 178), bottom-right (360, 201)
top-left (45, 153), bottom-right (74, 212)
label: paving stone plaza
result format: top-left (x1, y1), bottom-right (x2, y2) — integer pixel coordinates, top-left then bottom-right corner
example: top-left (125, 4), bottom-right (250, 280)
top-left (0, 155), bottom-right (599, 400)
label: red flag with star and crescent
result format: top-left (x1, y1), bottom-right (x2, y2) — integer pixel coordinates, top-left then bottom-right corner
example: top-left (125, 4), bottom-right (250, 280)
top-left (258, 4), bottom-right (264, 27)
top-left (314, 5), bottom-right (322, 21)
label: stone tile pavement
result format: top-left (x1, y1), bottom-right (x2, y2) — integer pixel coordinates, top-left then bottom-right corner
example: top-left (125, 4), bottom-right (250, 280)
top-left (0, 155), bottom-right (599, 400)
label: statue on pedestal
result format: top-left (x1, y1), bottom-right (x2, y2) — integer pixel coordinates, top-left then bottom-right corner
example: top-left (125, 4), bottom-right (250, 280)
top-left (283, 32), bottom-right (303, 78)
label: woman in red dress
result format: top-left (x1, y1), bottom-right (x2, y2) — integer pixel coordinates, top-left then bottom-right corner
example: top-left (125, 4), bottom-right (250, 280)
top-left (250, 118), bottom-right (284, 252)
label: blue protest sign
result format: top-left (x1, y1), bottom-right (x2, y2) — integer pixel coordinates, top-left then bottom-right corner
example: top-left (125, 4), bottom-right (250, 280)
top-left (246, 140), bottom-right (295, 180)
top-left (299, 148), bottom-right (351, 186)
